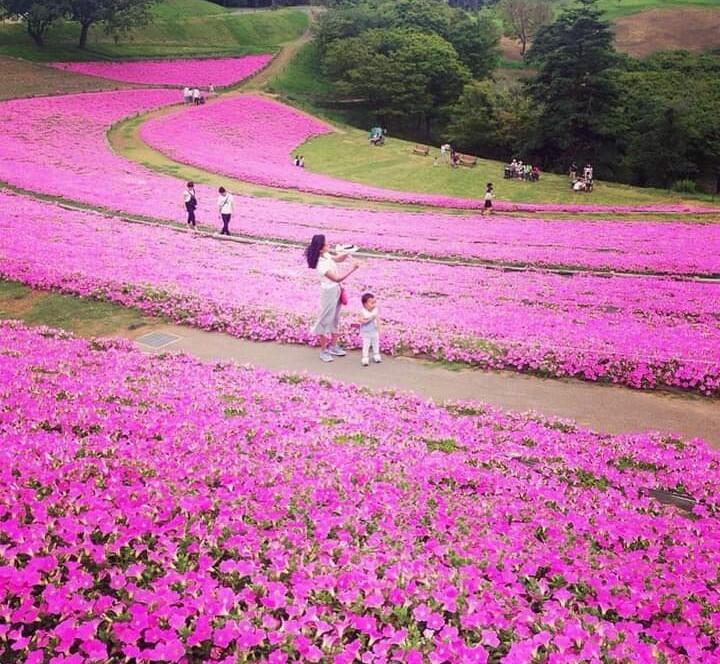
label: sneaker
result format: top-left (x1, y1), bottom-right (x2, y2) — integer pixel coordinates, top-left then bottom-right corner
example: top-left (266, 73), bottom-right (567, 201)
top-left (320, 351), bottom-right (334, 363)
top-left (328, 345), bottom-right (346, 357)
top-left (373, 355), bottom-right (382, 363)
top-left (361, 358), bottom-right (369, 366)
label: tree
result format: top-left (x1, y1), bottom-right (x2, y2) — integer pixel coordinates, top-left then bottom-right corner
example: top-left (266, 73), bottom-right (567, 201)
top-left (616, 53), bottom-right (720, 190)
top-left (499, 0), bottom-right (552, 56)
top-left (525, 0), bottom-right (621, 172)
top-left (445, 80), bottom-right (535, 158)
top-left (0, 0), bottom-right (66, 46)
top-left (322, 28), bottom-right (470, 135)
top-left (67, 0), bottom-right (156, 48)
top-left (445, 12), bottom-right (499, 79)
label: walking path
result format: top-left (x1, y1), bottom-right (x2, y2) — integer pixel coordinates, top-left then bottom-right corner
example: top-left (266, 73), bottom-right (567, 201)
top-left (133, 324), bottom-right (720, 446)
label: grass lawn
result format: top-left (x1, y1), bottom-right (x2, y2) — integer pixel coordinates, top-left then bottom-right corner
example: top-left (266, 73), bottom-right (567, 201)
top-left (0, 280), bottom-right (156, 337)
top-left (0, 56), bottom-right (138, 100)
top-left (591, 0), bottom-right (720, 20)
top-left (267, 41), bottom-right (334, 103)
top-left (0, 0), bottom-right (308, 61)
top-left (299, 128), bottom-right (714, 207)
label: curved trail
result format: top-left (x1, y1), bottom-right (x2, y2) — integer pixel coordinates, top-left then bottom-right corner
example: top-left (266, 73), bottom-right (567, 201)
top-left (131, 323), bottom-right (720, 446)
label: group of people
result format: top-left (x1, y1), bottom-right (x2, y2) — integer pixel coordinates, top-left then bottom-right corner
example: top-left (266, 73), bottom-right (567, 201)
top-left (504, 159), bottom-right (540, 181)
top-left (569, 162), bottom-right (594, 192)
top-left (437, 144), bottom-right (462, 168)
top-left (183, 181), bottom-right (234, 235)
top-left (368, 127), bottom-right (386, 146)
top-left (305, 235), bottom-right (381, 366)
top-left (182, 85), bottom-right (214, 106)
top-left (292, 155), bottom-right (305, 168)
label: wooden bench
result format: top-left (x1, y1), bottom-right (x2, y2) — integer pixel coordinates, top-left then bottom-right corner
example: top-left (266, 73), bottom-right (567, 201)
top-left (412, 144), bottom-right (430, 156)
top-left (458, 154), bottom-right (478, 167)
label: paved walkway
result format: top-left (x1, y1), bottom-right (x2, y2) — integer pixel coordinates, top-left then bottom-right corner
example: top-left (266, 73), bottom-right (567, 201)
top-left (133, 324), bottom-right (720, 446)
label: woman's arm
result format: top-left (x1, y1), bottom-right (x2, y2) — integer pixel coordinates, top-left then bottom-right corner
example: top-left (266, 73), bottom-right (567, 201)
top-left (323, 263), bottom-right (358, 283)
top-left (332, 253), bottom-right (349, 263)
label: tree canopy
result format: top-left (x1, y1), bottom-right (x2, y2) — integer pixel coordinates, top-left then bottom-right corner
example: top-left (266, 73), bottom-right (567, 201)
top-left (525, 0), bottom-right (621, 172)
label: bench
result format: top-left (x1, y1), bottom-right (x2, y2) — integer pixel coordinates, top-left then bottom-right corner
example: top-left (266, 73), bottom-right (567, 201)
top-left (413, 144), bottom-right (430, 156)
top-left (458, 154), bottom-right (478, 167)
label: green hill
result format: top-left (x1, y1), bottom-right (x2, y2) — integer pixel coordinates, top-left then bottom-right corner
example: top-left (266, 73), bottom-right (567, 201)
top-left (0, 0), bottom-right (309, 61)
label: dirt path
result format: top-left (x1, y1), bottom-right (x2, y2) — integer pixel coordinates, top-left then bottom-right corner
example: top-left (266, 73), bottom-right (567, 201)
top-left (134, 324), bottom-right (720, 446)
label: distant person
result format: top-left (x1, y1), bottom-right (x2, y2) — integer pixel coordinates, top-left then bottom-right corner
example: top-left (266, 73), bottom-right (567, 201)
top-left (359, 292), bottom-right (381, 366)
top-left (192, 87), bottom-right (201, 106)
top-left (569, 162), bottom-right (578, 180)
top-left (450, 149), bottom-right (460, 168)
top-left (183, 86), bottom-right (191, 104)
top-left (532, 164), bottom-right (540, 181)
top-left (524, 163), bottom-right (532, 181)
top-left (293, 155), bottom-right (300, 167)
top-left (305, 234), bottom-right (359, 363)
top-left (183, 181), bottom-right (197, 228)
top-left (584, 163), bottom-right (594, 183)
top-left (573, 179), bottom-right (586, 192)
top-left (217, 186), bottom-right (233, 235)
top-left (482, 182), bottom-right (494, 215)
top-left (440, 144), bottom-right (451, 163)
top-left (209, 84), bottom-right (215, 95)
top-left (298, 155), bottom-right (305, 168)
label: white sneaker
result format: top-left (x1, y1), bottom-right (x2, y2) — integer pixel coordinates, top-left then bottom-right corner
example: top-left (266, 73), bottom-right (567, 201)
top-left (361, 358), bottom-right (369, 366)
top-left (373, 355), bottom-right (382, 363)
top-left (328, 345), bottom-right (346, 357)
top-left (320, 351), bottom-right (334, 362)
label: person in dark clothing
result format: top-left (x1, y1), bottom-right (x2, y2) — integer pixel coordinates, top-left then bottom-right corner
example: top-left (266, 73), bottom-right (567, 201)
top-left (183, 182), bottom-right (198, 228)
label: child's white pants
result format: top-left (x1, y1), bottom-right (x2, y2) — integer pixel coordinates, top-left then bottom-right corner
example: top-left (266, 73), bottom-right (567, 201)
top-left (361, 332), bottom-right (380, 360)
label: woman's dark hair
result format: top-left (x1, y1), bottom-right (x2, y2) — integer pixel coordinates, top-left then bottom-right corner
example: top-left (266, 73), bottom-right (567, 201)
top-left (361, 292), bottom-right (374, 305)
top-left (187, 181), bottom-right (194, 188)
top-left (305, 234), bottom-right (326, 269)
top-left (218, 186), bottom-right (226, 194)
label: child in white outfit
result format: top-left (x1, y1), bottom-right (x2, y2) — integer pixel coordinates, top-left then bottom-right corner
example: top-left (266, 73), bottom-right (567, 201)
top-left (359, 292), bottom-right (381, 366)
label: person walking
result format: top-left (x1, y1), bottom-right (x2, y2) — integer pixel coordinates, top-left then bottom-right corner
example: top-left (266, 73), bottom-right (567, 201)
top-left (305, 234), bottom-right (359, 363)
top-left (482, 182), bottom-right (494, 216)
top-left (183, 86), bottom-right (191, 104)
top-left (183, 181), bottom-right (198, 228)
top-left (192, 87), bottom-right (201, 106)
top-left (217, 187), bottom-right (233, 235)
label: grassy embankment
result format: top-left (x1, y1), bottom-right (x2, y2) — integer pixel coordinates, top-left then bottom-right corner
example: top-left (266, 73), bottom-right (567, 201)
top-left (0, 280), bottom-right (155, 338)
top-left (0, 0), bottom-right (308, 61)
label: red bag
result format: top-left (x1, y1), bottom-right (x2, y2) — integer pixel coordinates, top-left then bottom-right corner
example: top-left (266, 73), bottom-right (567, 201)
top-left (339, 286), bottom-right (349, 306)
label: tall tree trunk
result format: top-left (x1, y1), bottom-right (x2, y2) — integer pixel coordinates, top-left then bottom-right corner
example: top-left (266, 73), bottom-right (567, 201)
top-left (27, 24), bottom-right (45, 47)
top-left (78, 21), bottom-right (91, 49)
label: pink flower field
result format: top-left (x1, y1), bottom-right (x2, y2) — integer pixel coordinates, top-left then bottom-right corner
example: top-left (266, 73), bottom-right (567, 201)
top-left (1, 321), bottom-right (719, 662)
top-left (3, 191), bottom-right (719, 395)
top-left (48, 55), bottom-right (272, 87)
top-left (1, 91), bottom-right (719, 275)
top-left (140, 94), bottom-right (717, 215)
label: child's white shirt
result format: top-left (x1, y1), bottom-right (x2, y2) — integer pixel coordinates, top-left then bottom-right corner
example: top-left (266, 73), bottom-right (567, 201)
top-left (360, 307), bottom-right (379, 335)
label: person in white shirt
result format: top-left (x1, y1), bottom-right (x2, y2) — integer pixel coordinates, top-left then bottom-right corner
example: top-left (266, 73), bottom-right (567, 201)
top-left (183, 181), bottom-right (197, 228)
top-left (359, 292), bottom-right (381, 366)
top-left (217, 186), bottom-right (233, 235)
top-left (183, 87), bottom-right (191, 104)
top-left (192, 87), bottom-right (201, 105)
top-left (482, 182), bottom-right (494, 216)
top-left (305, 234), bottom-right (359, 363)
